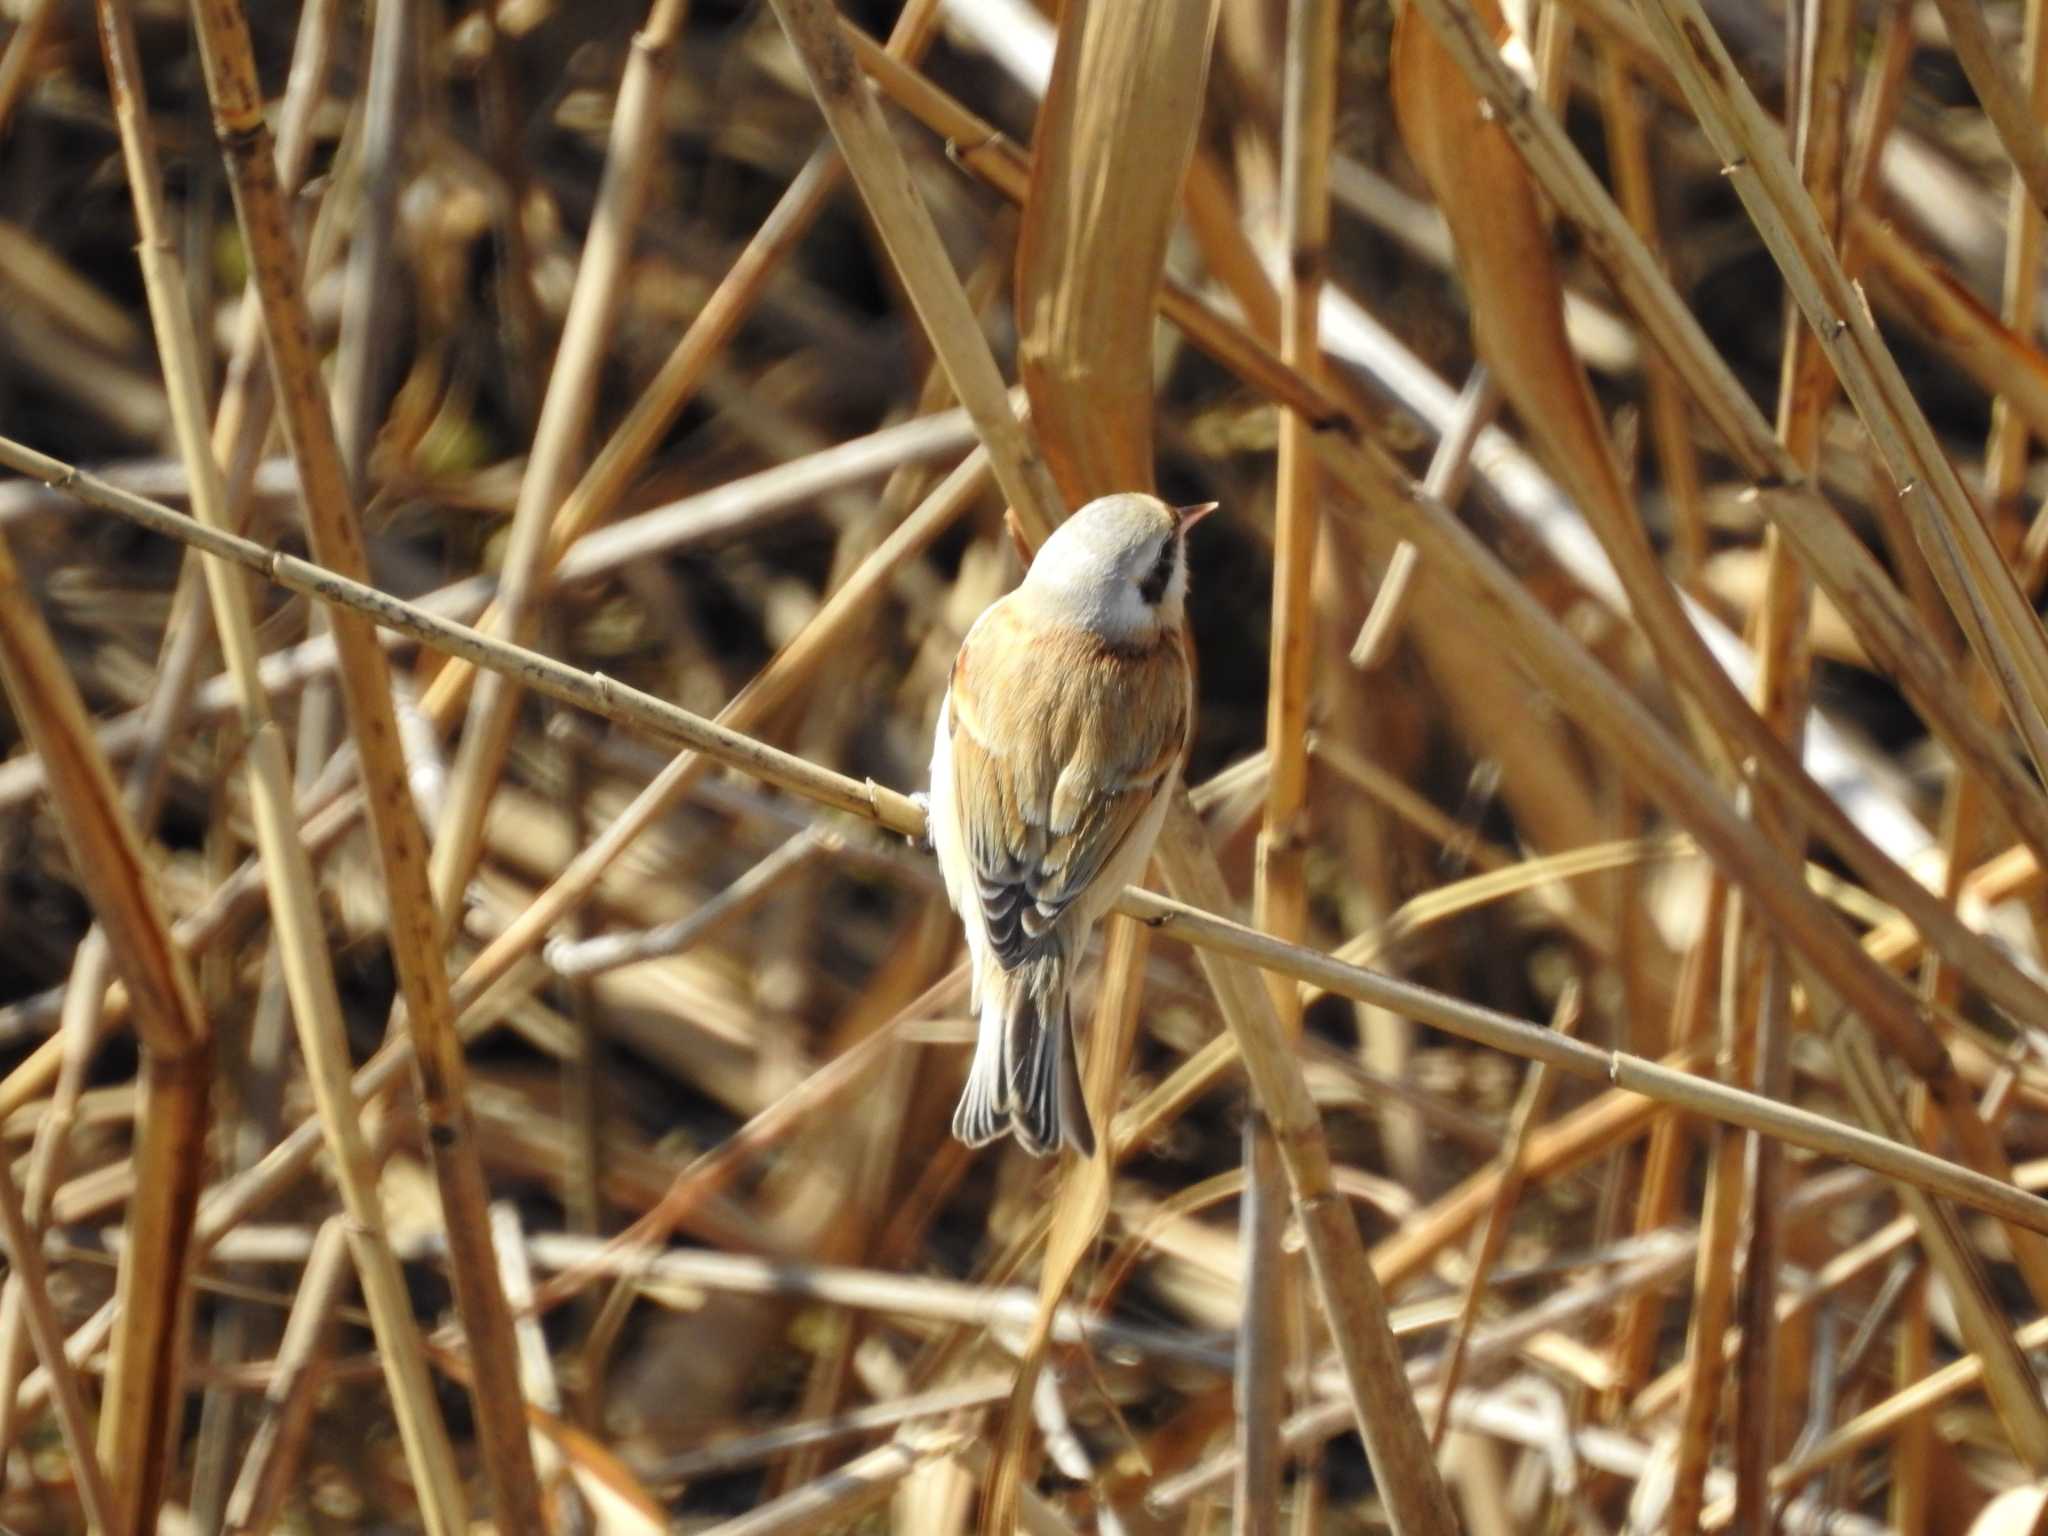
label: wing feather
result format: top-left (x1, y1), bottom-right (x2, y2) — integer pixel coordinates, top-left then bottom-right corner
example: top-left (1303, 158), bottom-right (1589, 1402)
top-left (947, 600), bottom-right (1190, 970)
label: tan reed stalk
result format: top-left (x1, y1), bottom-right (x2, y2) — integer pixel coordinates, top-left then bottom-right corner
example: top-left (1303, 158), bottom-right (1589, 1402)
top-left (1603, 882), bottom-right (1724, 1418)
top-left (1427, 985), bottom-right (1579, 1445)
top-left (1396, 0), bottom-right (2048, 1167)
top-left (1240, 0), bottom-right (1337, 1523)
top-left (428, 0), bottom-right (687, 913)
top-left (11, 436), bottom-right (2048, 1232)
top-left (0, 0), bottom-right (55, 142)
top-left (1723, 0), bottom-right (1854, 1518)
top-left (0, 1122), bottom-right (113, 1531)
top-left (0, 444), bottom-right (990, 1321)
top-left (413, 0), bottom-right (951, 730)
top-left (1924, 0), bottom-right (2048, 225)
top-left (0, 0), bottom-right (338, 1483)
top-left (180, 1), bottom-right (546, 1523)
top-left (0, 935), bottom-right (116, 1458)
top-left (0, 21), bottom-right (321, 1441)
top-left (91, 7), bottom-right (470, 1529)
top-left (1832, 1017), bottom-right (2048, 1470)
top-left (0, 530), bottom-right (205, 1536)
top-left (221, 1216), bottom-right (352, 1536)
top-left (1402, 0), bottom-right (2048, 1393)
top-left (1392, 0), bottom-right (2048, 884)
top-left (1593, 42), bottom-right (1705, 591)
top-left (330, 0), bottom-right (414, 486)
top-left (1632, 0), bottom-right (2048, 794)
top-left (1907, 0), bottom-right (2048, 1513)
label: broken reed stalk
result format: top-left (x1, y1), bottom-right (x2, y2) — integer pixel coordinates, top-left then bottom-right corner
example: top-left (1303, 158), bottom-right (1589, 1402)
top-left (1240, 0), bottom-right (1337, 1524)
top-left (93, 3), bottom-right (468, 1529)
top-left (181, 0), bottom-right (547, 1525)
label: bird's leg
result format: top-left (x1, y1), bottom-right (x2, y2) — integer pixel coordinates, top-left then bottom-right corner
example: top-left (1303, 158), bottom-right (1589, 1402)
top-left (907, 790), bottom-right (934, 852)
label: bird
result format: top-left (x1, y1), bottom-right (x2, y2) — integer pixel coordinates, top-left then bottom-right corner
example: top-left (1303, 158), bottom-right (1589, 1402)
top-left (923, 491), bottom-right (1212, 1157)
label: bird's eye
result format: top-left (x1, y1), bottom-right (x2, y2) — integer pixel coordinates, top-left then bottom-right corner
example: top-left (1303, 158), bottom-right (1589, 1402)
top-left (1137, 539), bottom-right (1176, 605)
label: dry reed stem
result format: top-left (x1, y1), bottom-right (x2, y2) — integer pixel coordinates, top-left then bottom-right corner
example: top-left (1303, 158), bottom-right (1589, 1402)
top-left (182, 1), bottom-right (546, 1523)
top-left (1347, 368), bottom-right (1494, 669)
top-left (1012, 0), bottom-right (1220, 501)
top-left (331, 0), bottom-right (413, 486)
top-left (1400, 0), bottom-right (2048, 1073)
top-left (1238, 0), bottom-right (1335, 1518)
top-left (22, 443), bottom-right (987, 1320)
top-left (0, 530), bottom-right (207, 1531)
top-left (1666, 936), bottom-right (1771, 1534)
top-left (1427, 984), bottom-right (1578, 1446)
top-left (1633, 0), bottom-right (2048, 801)
top-left (13, 440), bottom-right (2048, 1235)
top-left (221, 1216), bottom-right (350, 1536)
top-left (1720, 0), bottom-right (1853, 1516)
top-left (1924, 0), bottom-right (2048, 228)
top-left (768, 2), bottom-right (1453, 1523)
top-left (1394, 0), bottom-right (2048, 1329)
top-left (0, 934), bottom-right (115, 1457)
top-left (93, 5), bottom-right (470, 1528)
top-left (1399, 0), bottom-right (2048, 892)
top-left (1592, 43), bottom-right (1705, 592)
top-left (1830, 1018), bottom-right (2048, 1467)
top-left (431, 0), bottom-right (686, 914)
top-left (0, 0), bottom-right (56, 142)
top-left (0, 1106), bottom-right (112, 1530)
top-left (647, 1376), bottom-right (1013, 1484)
top-left (764, 0), bottom-right (1062, 538)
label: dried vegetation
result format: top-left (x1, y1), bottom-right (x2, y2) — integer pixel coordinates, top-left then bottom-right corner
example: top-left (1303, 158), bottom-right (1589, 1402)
top-left (7, 0), bottom-right (2048, 1530)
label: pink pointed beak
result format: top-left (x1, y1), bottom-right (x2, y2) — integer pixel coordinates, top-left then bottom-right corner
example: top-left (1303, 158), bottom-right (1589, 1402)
top-left (1174, 501), bottom-right (1219, 533)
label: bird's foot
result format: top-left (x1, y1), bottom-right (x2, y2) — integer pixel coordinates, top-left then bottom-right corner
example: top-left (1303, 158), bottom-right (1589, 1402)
top-left (908, 790), bottom-right (934, 852)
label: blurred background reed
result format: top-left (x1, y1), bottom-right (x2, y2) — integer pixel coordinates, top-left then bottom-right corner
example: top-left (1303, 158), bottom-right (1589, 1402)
top-left (5, 0), bottom-right (2048, 1531)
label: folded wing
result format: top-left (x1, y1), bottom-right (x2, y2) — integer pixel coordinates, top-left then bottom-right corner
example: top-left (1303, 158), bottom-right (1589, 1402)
top-left (946, 601), bottom-right (1190, 970)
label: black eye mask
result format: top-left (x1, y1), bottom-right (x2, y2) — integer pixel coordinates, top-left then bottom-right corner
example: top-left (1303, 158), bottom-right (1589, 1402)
top-left (1137, 540), bottom-right (1176, 605)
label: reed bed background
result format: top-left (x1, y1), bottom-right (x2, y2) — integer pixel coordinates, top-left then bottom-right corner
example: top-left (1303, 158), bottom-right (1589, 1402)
top-left (5, 0), bottom-right (2048, 1530)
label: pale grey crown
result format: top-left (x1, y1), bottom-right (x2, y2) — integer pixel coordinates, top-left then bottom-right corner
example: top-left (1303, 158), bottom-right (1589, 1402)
top-left (1019, 492), bottom-right (1190, 642)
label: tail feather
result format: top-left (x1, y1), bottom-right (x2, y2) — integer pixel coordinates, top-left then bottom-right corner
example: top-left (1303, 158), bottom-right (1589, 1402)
top-left (954, 951), bottom-right (1096, 1158)
top-left (952, 1046), bottom-right (1006, 1146)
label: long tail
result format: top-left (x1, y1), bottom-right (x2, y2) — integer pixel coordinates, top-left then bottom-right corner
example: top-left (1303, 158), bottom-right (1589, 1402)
top-left (952, 951), bottom-right (1094, 1157)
